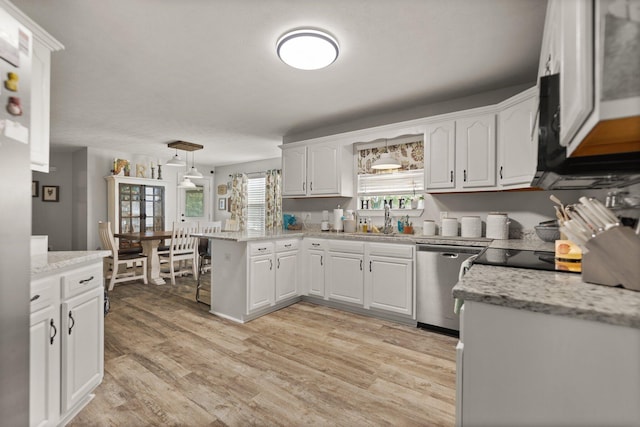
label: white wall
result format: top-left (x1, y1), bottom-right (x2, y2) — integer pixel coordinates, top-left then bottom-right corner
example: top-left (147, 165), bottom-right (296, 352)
top-left (32, 152), bottom-right (74, 250)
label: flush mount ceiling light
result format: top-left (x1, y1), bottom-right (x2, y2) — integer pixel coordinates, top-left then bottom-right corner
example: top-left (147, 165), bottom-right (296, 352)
top-left (277, 28), bottom-right (339, 70)
top-left (371, 140), bottom-right (401, 170)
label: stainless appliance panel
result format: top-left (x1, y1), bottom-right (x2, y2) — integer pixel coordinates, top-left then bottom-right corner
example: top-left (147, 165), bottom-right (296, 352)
top-left (416, 244), bottom-right (482, 332)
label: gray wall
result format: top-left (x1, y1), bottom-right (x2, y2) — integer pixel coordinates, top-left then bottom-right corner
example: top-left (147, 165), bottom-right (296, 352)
top-left (32, 151), bottom-right (74, 250)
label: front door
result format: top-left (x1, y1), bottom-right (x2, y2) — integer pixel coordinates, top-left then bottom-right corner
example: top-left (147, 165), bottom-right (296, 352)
top-left (177, 176), bottom-right (212, 224)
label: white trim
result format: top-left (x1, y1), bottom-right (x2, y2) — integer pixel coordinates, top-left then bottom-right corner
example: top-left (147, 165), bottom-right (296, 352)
top-left (0, 0), bottom-right (64, 51)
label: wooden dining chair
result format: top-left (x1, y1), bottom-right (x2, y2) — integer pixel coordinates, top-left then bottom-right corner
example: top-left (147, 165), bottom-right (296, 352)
top-left (98, 221), bottom-right (148, 290)
top-left (159, 222), bottom-right (199, 285)
top-left (195, 221), bottom-right (222, 304)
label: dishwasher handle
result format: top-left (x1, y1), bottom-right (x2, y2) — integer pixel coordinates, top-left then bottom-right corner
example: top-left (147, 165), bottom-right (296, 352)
top-left (417, 243), bottom-right (483, 255)
top-left (441, 253), bottom-right (459, 259)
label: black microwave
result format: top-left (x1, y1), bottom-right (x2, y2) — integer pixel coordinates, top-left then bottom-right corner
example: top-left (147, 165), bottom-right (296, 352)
top-left (532, 73), bottom-right (640, 190)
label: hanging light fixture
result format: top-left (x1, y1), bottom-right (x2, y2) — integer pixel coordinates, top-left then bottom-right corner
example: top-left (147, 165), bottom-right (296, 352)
top-left (371, 140), bottom-right (401, 170)
top-left (277, 28), bottom-right (339, 70)
top-left (165, 147), bottom-right (186, 167)
top-left (177, 176), bottom-right (197, 189)
top-left (184, 152), bottom-right (203, 179)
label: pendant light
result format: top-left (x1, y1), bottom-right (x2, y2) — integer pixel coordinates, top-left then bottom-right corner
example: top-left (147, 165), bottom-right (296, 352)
top-left (165, 147), bottom-right (186, 167)
top-left (184, 152), bottom-right (203, 179)
top-left (178, 176), bottom-right (197, 189)
top-left (371, 140), bottom-right (401, 170)
top-left (277, 28), bottom-right (339, 70)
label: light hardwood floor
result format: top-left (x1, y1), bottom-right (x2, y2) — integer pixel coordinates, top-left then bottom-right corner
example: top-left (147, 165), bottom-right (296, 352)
top-left (69, 276), bottom-right (457, 426)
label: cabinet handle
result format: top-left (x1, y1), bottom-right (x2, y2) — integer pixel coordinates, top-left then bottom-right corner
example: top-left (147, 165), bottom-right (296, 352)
top-left (360, 259), bottom-right (363, 271)
top-left (50, 319), bottom-right (57, 345)
top-left (79, 276), bottom-right (94, 284)
top-left (450, 171), bottom-right (453, 182)
top-left (258, 247), bottom-right (267, 252)
top-left (269, 259), bottom-right (273, 270)
top-left (284, 244), bottom-right (292, 248)
top-left (277, 258), bottom-right (280, 269)
top-left (320, 255), bottom-right (323, 266)
top-left (310, 182), bottom-right (313, 191)
top-left (68, 311), bottom-right (75, 335)
top-left (303, 182), bottom-right (306, 191)
top-left (499, 166), bottom-right (503, 180)
top-left (30, 294), bottom-right (40, 302)
top-left (463, 170), bottom-right (467, 182)
top-left (369, 261), bottom-right (372, 272)
top-left (312, 243), bottom-right (320, 247)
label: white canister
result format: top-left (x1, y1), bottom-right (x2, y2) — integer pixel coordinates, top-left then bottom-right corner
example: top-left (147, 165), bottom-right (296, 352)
top-left (422, 220), bottom-right (436, 236)
top-left (441, 218), bottom-right (458, 237)
top-left (486, 212), bottom-right (509, 239)
top-left (461, 216), bottom-right (482, 238)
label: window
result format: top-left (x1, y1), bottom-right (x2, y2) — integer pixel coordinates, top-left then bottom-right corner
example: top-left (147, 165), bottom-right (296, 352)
top-left (357, 137), bottom-right (424, 211)
top-left (247, 175), bottom-right (266, 231)
top-left (184, 185), bottom-right (204, 217)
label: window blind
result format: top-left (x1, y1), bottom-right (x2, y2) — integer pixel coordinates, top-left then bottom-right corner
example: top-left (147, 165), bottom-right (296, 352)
top-left (247, 176), bottom-right (266, 231)
top-left (357, 169), bottom-right (424, 196)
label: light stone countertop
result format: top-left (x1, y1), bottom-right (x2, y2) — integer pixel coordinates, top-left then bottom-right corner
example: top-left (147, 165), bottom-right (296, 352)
top-left (31, 251), bottom-right (110, 276)
top-left (453, 262), bottom-right (640, 329)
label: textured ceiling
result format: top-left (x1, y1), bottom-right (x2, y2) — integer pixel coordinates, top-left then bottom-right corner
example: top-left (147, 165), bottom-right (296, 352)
top-left (12, 0), bottom-right (547, 167)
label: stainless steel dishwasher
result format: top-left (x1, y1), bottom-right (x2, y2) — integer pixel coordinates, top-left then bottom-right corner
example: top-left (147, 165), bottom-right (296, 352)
top-left (416, 243), bottom-right (482, 334)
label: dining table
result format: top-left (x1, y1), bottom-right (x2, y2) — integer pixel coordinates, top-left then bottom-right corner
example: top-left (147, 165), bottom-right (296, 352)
top-left (114, 230), bottom-right (173, 285)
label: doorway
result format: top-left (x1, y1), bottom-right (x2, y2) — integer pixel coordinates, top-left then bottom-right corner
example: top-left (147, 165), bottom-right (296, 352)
top-left (177, 177), bottom-right (212, 224)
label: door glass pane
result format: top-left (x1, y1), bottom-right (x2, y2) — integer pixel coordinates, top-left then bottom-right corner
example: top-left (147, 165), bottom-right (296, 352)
top-left (131, 218), bottom-right (140, 232)
top-left (132, 201), bottom-right (140, 216)
top-left (184, 186), bottom-right (204, 217)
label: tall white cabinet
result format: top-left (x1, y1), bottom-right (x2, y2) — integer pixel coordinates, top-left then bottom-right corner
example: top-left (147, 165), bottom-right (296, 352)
top-left (30, 257), bottom-right (105, 427)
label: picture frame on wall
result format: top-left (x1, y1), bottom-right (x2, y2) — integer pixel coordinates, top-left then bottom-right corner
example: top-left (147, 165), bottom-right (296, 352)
top-left (32, 180), bottom-right (39, 197)
top-left (218, 198), bottom-right (226, 211)
top-left (42, 185), bottom-right (60, 202)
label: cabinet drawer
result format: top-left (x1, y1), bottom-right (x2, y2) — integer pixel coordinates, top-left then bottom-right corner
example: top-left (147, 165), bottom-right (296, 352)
top-left (249, 241), bottom-right (274, 256)
top-left (306, 238), bottom-right (327, 250)
top-left (61, 264), bottom-right (103, 299)
top-left (30, 276), bottom-right (58, 313)
top-left (276, 239), bottom-right (299, 252)
top-left (328, 240), bottom-right (364, 254)
top-left (368, 243), bottom-right (414, 259)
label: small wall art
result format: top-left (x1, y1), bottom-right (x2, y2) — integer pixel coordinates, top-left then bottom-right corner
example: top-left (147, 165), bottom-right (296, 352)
top-left (32, 180), bottom-right (39, 197)
top-left (42, 185), bottom-right (59, 202)
top-left (113, 158), bottom-right (130, 176)
top-left (218, 197), bottom-right (226, 211)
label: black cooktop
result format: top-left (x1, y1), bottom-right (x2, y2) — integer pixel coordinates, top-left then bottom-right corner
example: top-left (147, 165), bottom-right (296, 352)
top-left (474, 248), bottom-right (581, 274)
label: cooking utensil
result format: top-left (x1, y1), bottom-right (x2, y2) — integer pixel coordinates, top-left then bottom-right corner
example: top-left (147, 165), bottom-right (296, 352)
top-left (549, 195), bottom-right (568, 220)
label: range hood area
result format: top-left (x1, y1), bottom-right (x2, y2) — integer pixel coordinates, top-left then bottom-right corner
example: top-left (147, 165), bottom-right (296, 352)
top-left (532, 73), bottom-right (640, 190)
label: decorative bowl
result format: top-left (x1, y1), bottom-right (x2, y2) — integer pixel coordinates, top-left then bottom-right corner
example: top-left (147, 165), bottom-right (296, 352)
top-left (535, 225), bottom-right (561, 242)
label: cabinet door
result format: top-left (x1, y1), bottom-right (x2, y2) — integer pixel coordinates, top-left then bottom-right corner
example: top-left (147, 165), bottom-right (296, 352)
top-left (30, 39), bottom-right (52, 173)
top-left (61, 286), bottom-right (103, 414)
top-left (30, 305), bottom-right (60, 427)
top-left (248, 254), bottom-right (275, 312)
top-left (282, 146), bottom-right (307, 196)
top-left (425, 121), bottom-right (456, 190)
top-left (308, 144), bottom-right (340, 195)
top-left (497, 95), bottom-right (538, 187)
top-left (457, 114), bottom-right (496, 188)
top-left (307, 249), bottom-right (325, 298)
top-left (366, 256), bottom-right (413, 315)
top-left (276, 251), bottom-right (298, 301)
top-left (327, 252), bottom-right (364, 304)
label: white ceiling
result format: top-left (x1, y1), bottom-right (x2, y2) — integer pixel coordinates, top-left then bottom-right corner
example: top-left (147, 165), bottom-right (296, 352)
top-left (13, 0), bottom-right (547, 167)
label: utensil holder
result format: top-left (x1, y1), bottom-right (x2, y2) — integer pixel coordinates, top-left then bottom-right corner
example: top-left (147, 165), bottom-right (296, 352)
top-left (581, 226), bottom-right (640, 291)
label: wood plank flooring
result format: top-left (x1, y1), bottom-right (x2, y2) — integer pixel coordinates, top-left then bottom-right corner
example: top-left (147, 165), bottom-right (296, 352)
top-left (69, 275), bottom-right (457, 426)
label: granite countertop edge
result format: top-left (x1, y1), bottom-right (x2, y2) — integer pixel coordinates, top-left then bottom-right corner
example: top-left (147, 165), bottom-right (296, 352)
top-left (31, 250), bottom-right (110, 276)
top-left (453, 264), bottom-right (640, 329)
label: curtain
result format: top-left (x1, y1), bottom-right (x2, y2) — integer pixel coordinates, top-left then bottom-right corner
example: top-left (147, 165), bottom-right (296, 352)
top-left (265, 169), bottom-right (282, 231)
top-left (229, 173), bottom-right (248, 230)
top-left (357, 140), bottom-right (424, 174)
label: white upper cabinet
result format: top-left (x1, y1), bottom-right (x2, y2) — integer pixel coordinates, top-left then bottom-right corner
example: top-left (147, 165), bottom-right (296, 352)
top-left (281, 146), bottom-right (307, 196)
top-left (497, 91), bottom-right (538, 188)
top-left (281, 142), bottom-right (353, 198)
top-left (456, 114), bottom-right (496, 189)
top-left (425, 120), bottom-right (456, 190)
top-left (5, 3), bottom-right (65, 173)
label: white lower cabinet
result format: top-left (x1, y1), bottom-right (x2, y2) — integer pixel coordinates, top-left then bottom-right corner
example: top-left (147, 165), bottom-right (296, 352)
top-left (308, 239), bottom-right (415, 318)
top-left (247, 240), bottom-right (299, 314)
top-left (30, 260), bottom-right (104, 427)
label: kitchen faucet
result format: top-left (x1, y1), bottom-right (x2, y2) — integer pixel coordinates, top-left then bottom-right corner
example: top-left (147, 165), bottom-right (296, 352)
top-left (383, 203), bottom-right (393, 234)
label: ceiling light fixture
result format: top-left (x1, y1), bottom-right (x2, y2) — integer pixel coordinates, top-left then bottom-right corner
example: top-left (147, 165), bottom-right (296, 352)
top-left (184, 152), bottom-right (203, 179)
top-left (165, 147), bottom-right (186, 167)
top-left (177, 176), bottom-right (197, 189)
top-left (371, 140), bottom-right (401, 170)
top-left (277, 28), bottom-right (339, 70)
